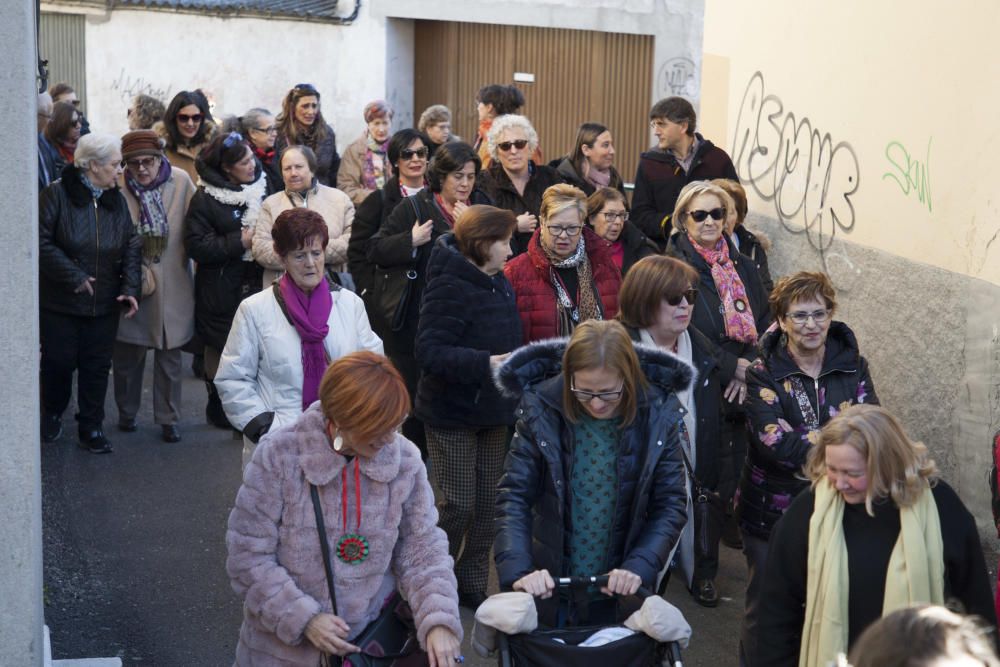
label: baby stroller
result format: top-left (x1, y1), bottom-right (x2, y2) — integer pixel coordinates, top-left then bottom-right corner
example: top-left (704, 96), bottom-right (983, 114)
top-left (495, 575), bottom-right (685, 667)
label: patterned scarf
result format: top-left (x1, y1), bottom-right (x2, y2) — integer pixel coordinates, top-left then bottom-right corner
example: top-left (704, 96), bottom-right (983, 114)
top-left (362, 132), bottom-right (391, 191)
top-left (688, 233), bottom-right (757, 344)
top-left (200, 171), bottom-right (268, 261)
top-left (124, 158), bottom-right (172, 258)
top-left (541, 236), bottom-right (601, 335)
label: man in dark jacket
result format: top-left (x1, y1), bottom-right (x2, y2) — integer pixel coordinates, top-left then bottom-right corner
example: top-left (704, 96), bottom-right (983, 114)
top-left (632, 97), bottom-right (738, 247)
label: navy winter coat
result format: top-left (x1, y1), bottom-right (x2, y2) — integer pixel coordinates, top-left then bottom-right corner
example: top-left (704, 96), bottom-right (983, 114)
top-left (415, 234), bottom-right (523, 428)
top-left (493, 339), bottom-right (690, 601)
top-left (738, 321), bottom-right (879, 539)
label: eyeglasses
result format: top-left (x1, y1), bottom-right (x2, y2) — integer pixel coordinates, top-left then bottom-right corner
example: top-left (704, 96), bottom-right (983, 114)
top-left (666, 288), bottom-right (698, 306)
top-left (570, 382), bottom-right (625, 403)
top-left (602, 211), bottom-right (629, 223)
top-left (546, 225), bottom-right (583, 237)
top-left (71, 117), bottom-right (82, 126)
top-left (253, 125), bottom-right (278, 135)
top-left (122, 156), bottom-right (160, 171)
top-left (786, 309), bottom-right (831, 326)
top-left (177, 113), bottom-right (203, 125)
top-left (650, 120), bottom-right (670, 130)
top-left (223, 131), bottom-right (244, 148)
top-left (687, 207), bottom-right (726, 223)
top-left (497, 139), bottom-right (529, 152)
top-left (400, 147), bottom-right (428, 160)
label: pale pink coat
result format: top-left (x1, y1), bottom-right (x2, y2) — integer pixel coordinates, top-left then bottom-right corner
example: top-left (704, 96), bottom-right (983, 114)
top-left (226, 403), bottom-right (461, 666)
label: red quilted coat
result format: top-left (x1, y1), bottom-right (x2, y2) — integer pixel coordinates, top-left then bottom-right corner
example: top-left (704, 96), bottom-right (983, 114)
top-left (504, 227), bottom-right (621, 343)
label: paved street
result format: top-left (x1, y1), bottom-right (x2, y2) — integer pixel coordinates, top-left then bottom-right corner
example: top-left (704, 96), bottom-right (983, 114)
top-left (43, 353), bottom-right (748, 665)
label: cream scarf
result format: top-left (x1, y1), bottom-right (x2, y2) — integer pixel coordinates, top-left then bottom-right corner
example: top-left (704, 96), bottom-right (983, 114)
top-left (799, 480), bottom-right (944, 667)
top-left (200, 172), bottom-right (268, 261)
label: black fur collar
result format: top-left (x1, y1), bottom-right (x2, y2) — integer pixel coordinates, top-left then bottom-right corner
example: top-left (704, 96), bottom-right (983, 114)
top-left (60, 164), bottom-right (122, 210)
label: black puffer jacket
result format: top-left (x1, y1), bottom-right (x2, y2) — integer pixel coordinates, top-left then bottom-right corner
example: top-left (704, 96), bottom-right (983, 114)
top-left (493, 339), bottom-right (690, 597)
top-left (414, 234), bottom-right (523, 428)
top-left (184, 158), bottom-right (271, 350)
top-left (39, 164), bottom-right (141, 317)
top-left (478, 162), bottom-right (562, 256)
top-left (738, 321), bottom-right (879, 539)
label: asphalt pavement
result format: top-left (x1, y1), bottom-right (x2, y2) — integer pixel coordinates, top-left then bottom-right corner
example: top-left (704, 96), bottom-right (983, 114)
top-left (42, 353), bottom-right (749, 666)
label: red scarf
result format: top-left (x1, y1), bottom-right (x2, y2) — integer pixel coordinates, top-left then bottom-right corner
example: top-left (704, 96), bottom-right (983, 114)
top-left (688, 234), bottom-right (757, 344)
top-left (252, 144), bottom-right (276, 165)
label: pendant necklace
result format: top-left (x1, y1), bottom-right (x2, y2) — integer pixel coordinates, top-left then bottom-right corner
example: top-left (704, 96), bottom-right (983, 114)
top-left (336, 458), bottom-right (370, 564)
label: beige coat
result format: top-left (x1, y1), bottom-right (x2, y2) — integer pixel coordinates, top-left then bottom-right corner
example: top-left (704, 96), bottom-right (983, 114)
top-left (153, 120), bottom-right (215, 186)
top-left (252, 184), bottom-right (355, 286)
top-left (337, 134), bottom-right (392, 205)
top-left (117, 167), bottom-right (197, 350)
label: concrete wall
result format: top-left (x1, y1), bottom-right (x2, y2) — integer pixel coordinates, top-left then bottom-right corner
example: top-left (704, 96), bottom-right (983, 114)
top-left (702, 1), bottom-right (1000, 534)
top-left (0, 1), bottom-right (44, 665)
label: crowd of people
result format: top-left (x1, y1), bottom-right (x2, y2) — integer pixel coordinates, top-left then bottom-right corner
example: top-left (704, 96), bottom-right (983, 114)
top-left (35, 79), bottom-right (998, 667)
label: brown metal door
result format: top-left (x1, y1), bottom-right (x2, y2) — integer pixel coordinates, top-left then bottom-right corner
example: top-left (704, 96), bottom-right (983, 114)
top-left (414, 20), bottom-right (653, 186)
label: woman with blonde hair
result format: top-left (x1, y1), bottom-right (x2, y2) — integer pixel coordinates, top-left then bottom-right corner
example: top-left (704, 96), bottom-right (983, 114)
top-left (755, 404), bottom-right (995, 667)
top-left (504, 184), bottom-right (621, 342)
top-left (227, 351), bottom-right (462, 666)
top-left (494, 319), bottom-right (688, 626)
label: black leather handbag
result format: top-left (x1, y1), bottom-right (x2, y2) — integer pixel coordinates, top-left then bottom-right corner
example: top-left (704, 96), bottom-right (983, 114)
top-left (310, 485), bottom-right (427, 667)
top-left (371, 197), bottom-right (423, 333)
top-left (678, 446), bottom-right (727, 561)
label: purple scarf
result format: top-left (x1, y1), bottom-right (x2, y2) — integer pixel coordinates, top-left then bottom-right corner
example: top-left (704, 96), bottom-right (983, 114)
top-left (279, 274), bottom-right (332, 409)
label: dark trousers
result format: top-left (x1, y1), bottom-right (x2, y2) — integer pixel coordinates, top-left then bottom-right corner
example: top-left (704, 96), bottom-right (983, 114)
top-left (389, 351), bottom-right (427, 458)
top-left (693, 418), bottom-right (744, 581)
top-left (40, 308), bottom-right (119, 431)
top-left (739, 531), bottom-right (770, 667)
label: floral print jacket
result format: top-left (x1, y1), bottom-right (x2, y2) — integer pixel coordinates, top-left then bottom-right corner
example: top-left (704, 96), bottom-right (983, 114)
top-left (736, 321), bottom-right (878, 539)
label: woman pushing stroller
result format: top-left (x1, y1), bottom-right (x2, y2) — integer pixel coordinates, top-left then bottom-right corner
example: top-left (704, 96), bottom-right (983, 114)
top-left (493, 319), bottom-right (689, 626)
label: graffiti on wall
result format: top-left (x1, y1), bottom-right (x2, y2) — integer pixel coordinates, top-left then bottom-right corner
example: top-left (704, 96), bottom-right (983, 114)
top-left (657, 57), bottom-right (697, 98)
top-left (731, 71), bottom-right (860, 265)
top-left (883, 138), bottom-right (932, 213)
top-left (110, 67), bottom-right (172, 105)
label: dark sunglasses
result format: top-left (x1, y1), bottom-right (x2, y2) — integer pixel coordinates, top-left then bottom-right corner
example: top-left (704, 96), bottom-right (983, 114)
top-left (223, 131), bottom-right (244, 148)
top-left (400, 147), bottom-right (429, 160)
top-left (666, 288), bottom-right (698, 306)
top-left (687, 207), bottom-right (726, 223)
top-left (497, 139), bottom-right (529, 152)
top-left (177, 112), bottom-right (204, 124)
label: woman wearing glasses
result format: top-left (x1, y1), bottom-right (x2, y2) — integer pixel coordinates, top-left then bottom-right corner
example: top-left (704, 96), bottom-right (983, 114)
top-left (555, 123), bottom-right (626, 197)
top-left (478, 114), bottom-right (562, 257)
top-left (44, 102), bottom-right (83, 175)
top-left (737, 271), bottom-right (878, 667)
top-left (665, 180), bottom-right (769, 609)
top-left (616, 255), bottom-right (726, 602)
top-left (112, 130), bottom-right (196, 444)
top-left (504, 184), bottom-right (621, 343)
top-left (233, 108), bottom-right (281, 190)
top-left (253, 145), bottom-right (355, 287)
top-left (155, 90), bottom-right (216, 185)
top-left (274, 83), bottom-right (340, 187)
top-left (185, 131), bottom-right (274, 430)
top-left (494, 319), bottom-right (688, 625)
top-left (585, 187), bottom-right (658, 276)
top-left (366, 141), bottom-right (489, 457)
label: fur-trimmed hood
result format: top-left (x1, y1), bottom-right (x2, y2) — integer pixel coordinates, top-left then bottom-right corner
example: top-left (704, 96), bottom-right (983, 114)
top-left (495, 336), bottom-right (694, 403)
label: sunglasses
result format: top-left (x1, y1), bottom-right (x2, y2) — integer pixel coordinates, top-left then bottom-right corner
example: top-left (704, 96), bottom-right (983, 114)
top-left (666, 288), bottom-right (698, 306)
top-left (223, 131), bottom-right (244, 148)
top-left (177, 113), bottom-right (204, 125)
top-left (687, 207), bottom-right (726, 223)
top-left (400, 147), bottom-right (428, 160)
top-left (497, 139), bottom-right (529, 152)
top-left (122, 156), bottom-right (160, 171)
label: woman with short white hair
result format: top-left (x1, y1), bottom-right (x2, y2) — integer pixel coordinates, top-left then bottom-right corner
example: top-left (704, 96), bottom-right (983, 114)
top-left (39, 133), bottom-right (142, 454)
top-left (477, 114), bottom-right (562, 256)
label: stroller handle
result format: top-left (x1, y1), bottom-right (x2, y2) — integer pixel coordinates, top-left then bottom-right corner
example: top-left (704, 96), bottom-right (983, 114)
top-left (556, 575), bottom-right (654, 600)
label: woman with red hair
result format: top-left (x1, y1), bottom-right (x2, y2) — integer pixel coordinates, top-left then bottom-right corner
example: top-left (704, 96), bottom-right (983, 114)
top-left (227, 351), bottom-right (463, 666)
top-left (215, 208), bottom-right (382, 464)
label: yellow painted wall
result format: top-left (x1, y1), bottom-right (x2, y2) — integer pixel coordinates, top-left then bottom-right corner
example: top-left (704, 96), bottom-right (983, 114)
top-left (702, 1), bottom-right (1000, 283)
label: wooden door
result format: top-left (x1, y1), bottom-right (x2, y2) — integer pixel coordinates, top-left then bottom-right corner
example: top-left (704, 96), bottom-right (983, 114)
top-left (414, 20), bottom-right (653, 187)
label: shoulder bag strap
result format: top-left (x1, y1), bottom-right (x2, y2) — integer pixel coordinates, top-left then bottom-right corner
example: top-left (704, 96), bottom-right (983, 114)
top-left (309, 483), bottom-right (338, 616)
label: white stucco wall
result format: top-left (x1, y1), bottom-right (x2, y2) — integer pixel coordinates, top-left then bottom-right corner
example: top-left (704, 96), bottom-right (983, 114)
top-left (80, 4), bottom-right (388, 145)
